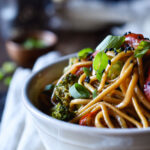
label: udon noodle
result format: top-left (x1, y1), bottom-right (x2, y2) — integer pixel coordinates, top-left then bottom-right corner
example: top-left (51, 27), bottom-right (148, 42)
top-left (40, 32), bottom-right (150, 128)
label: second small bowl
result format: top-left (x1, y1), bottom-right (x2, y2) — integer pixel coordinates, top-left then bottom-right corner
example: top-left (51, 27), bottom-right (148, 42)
top-left (6, 30), bottom-right (57, 68)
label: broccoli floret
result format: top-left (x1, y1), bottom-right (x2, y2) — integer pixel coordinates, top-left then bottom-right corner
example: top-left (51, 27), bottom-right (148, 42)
top-left (51, 103), bottom-right (74, 121)
top-left (54, 73), bottom-right (78, 107)
top-left (51, 73), bottom-right (77, 121)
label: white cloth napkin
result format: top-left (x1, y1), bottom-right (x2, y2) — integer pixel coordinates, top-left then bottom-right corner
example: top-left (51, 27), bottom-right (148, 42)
top-left (0, 51), bottom-right (61, 150)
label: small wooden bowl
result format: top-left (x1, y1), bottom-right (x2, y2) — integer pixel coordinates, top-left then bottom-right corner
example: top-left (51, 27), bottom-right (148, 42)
top-left (6, 30), bottom-right (57, 68)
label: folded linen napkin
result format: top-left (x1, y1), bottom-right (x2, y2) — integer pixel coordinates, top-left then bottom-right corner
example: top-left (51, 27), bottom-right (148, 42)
top-left (0, 51), bottom-right (61, 150)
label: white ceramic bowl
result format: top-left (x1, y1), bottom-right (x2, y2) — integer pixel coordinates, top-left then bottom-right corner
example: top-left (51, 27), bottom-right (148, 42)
top-left (23, 54), bottom-right (150, 150)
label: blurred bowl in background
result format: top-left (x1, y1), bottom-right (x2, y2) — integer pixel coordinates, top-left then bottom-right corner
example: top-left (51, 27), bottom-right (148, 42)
top-left (5, 30), bottom-right (57, 68)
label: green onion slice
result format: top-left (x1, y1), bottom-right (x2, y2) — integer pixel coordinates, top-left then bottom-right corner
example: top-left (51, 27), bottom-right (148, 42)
top-left (69, 83), bottom-right (90, 99)
top-left (96, 35), bottom-right (125, 52)
top-left (78, 48), bottom-right (94, 59)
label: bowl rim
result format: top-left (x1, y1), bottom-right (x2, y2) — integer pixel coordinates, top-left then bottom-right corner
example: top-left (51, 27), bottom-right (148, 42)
top-left (23, 53), bottom-right (150, 135)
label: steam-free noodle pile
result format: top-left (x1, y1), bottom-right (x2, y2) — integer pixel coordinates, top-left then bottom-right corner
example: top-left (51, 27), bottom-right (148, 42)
top-left (40, 32), bottom-right (150, 128)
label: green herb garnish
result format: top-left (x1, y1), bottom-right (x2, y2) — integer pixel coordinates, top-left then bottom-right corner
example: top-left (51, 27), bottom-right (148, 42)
top-left (3, 76), bottom-right (12, 86)
top-left (93, 89), bottom-right (97, 99)
top-left (134, 41), bottom-right (150, 58)
top-left (93, 52), bottom-right (109, 81)
top-left (23, 38), bottom-right (47, 50)
top-left (96, 35), bottom-right (125, 52)
top-left (69, 83), bottom-right (90, 99)
top-left (0, 62), bottom-right (16, 86)
top-left (2, 62), bottom-right (16, 74)
top-left (83, 67), bottom-right (91, 76)
top-left (0, 70), bottom-right (4, 80)
top-left (108, 61), bottom-right (123, 80)
top-left (78, 48), bottom-right (94, 59)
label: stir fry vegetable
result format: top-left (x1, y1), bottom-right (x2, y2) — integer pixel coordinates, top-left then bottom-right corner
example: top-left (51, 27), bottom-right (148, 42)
top-left (51, 103), bottom-right (74, 121)
top-left (40, 32), bottom-right (150, 127)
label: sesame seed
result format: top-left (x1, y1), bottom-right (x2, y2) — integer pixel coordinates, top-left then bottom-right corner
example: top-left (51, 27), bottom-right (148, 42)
top-left (89, 67), bottom-right (92, 72)
top-left (109, 48), bottom-right (114, 51)
top-left (87, 52), bottom-right (93, 57)
top-left (102, 69), bottom-right (105, 74)
top-left (104, 48), bottom-right (108, 53)
top-left (124, 32), bottom-right (128, 36)
top-left (85, 76), bottom-right (90, 83)
top-left (138, 35), bottom-right (142, 39)
top-left (86, 54), bottom-right (91, 57)
top-left (120, 47), bottom-right (124, 51)
top-left (124, 49), bottom-right (127, 53)
top-left (125, 43), bottom-right (129, 47)
top-left (130, 60), bottom-right (133, 63)
top-left (88, 55), bottom-right (94, 61)
top-left (144, 38), bottom-right (149, 40)
top-left (108, 60), bottom-right (111, 65)
top-left (115, 51), bottom-right (118, 55)
top-left (127, 47), bottom-right (131, 50)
